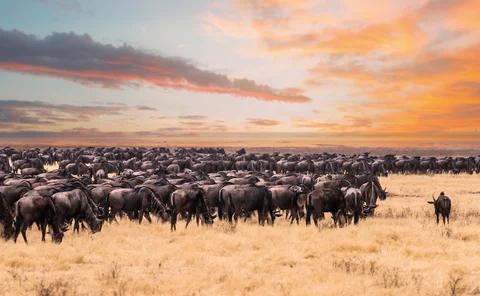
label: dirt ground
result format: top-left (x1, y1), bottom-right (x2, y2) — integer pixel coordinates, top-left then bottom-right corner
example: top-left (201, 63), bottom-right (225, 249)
top-left (1, 174), bottom-right (480, 295)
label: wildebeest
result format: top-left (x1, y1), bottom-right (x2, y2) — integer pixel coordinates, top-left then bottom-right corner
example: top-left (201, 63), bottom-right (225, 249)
top-left (169, 188), bottom-right (214, 231)
top-left (51, 189), bottom-right (104, 234)
top-left (14, 194), bottom-right (65, 244)
top-left (427, 192), bottom-right (451, 224)
top-left (0, 184), bottom-right (31, 208)
top-left (224, 185), bottom-right (275, 226)
top-left (269, 185), bottom-right (307, 225)
top-left (359, 182), bottom-right (381, 216)
top-left (341, 187), bottom-right (362, 224)
top-left (306, 188), bottom-right (346, 227)
top-left (105, 186), bottom-right (168, 224)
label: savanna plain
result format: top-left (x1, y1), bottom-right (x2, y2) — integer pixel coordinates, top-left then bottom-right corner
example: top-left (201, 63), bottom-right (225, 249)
top-left (1, 174), bottom-right (480, 296)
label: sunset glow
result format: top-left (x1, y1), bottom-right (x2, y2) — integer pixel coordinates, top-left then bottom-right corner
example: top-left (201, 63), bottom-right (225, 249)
top-left (1, 0), bottom-right (479, 147)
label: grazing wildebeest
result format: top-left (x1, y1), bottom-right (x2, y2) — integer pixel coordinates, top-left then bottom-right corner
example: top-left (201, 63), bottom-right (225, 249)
top-left (225, 185), bottom-right (275, 226)
top-left (0, 192), bottom-right (14, 240)
top-left (305, 188), bottom-right (346, 227)
top-left (105, 187), bottom-right (168, 224)
top-left (14, 194), bottom-right (64, 244)
top-left (341, 187), bottom-right (362, 225)
top-left (52, 189), bottom-right (104, 234)
top-left (427, 192), bottom-right (451, 225)
top-left (169, 188), bottom-right (214, 231)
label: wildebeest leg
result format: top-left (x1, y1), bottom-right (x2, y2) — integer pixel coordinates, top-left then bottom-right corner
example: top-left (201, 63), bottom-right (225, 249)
top-left (285, 210), bottom-right (289, 220)
top-left (170, 211), bottom-right (177, 232)
top-left (41, 221), bottom-right (47, 242)
top-left (14, 214), bottom-right (25, 244)
top-left (227, 206), bottom-right (233, 223)
top-left (447, 214), bottom-right (450, 224)
top-left (292, 208), bottom-right (300, 225)
top-left (436, 213), bottom-right (440, 224)
top-left (258, 210), bottom-right (264, 226)
top-left (313, 212), bottom-right (319, 227)
top-left (74, 218), bottom-right (80, 234)
top-left (185, 213), bottom-right (192, 229)
top-left (196, 208), bottom-right (200, 227)
top-left (305, 206), bottom-right (311, 226)
top-left (138, 209), bottom-right (144, 224)
top-left (144, 212), bottom-right (152, 223)
top-left (109, 208), bottom-right (120, 224)
top-left (442, 214), bottom-right (446, 225)
top-left (20, 222), bottom-right (28, 244)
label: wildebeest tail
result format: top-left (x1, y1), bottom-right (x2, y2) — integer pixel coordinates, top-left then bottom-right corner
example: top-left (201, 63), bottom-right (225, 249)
top-left (13, 200), bottom-right (23, 232)
top-left (104, 192), bottom-right (110, 221)
top-left (169, 191), bottom-right (176, 212)
top-left (354, 192), bottom-right (359, 224)
top-left (218, 188), bottom-right (225, 220)
top-left (305, 193), bottom-right (312, 225)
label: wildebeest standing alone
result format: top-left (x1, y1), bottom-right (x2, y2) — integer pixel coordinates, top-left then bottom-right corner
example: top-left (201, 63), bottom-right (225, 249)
top-left (427, 192), bottom-right (451, 224)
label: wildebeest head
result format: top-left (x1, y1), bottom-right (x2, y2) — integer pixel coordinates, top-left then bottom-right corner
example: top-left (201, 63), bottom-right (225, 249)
top-left (52, 229), bottom-right (65, 244)
top-left (273, 208), bottom-right (283, 217)
top-left (380, 187), bottom-right (387, 200)
top-left (427, 192), bottom-right (445, 205)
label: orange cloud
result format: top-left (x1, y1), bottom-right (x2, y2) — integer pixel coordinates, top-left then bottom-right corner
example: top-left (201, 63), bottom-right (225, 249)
top-left (0, 28), bottom-right (311, 104)
top-left (246, 118), bottom-right (281, 126)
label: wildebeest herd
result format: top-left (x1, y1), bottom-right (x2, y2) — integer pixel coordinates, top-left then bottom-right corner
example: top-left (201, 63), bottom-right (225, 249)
top-left (0, 147), bottom-right (458, 244)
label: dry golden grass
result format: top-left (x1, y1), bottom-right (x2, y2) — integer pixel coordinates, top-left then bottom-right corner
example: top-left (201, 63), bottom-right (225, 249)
top-left (1, 174), bottom-right (480, 295)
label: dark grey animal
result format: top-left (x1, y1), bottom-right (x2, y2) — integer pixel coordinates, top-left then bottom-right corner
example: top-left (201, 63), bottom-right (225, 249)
top-left (341, 187), bottom-right (362, 225)
top-left (427, 192), bottom-right (451, 224)
top-left (225, 186), bottom-right (275, 226)
top-left (169, 188), bottom-right (214, 231)
top-left (305, 188), bottom-right (346, 227)
top-left (269, 185), bottom-right (306, 225)
top-left (0, 185), bottom-right (31, 207)
top-left (359, 182), bottom-right (380, 216)
top-left (105, 187), bottom-right (168, 224)
top-left (52, 189), bottom-right (104, 233)
top-left (14, 194), bottom-right (64, 244)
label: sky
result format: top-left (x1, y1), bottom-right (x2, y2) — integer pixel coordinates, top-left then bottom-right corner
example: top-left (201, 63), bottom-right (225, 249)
top-left (0, 0), bottom-right (479, 148)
